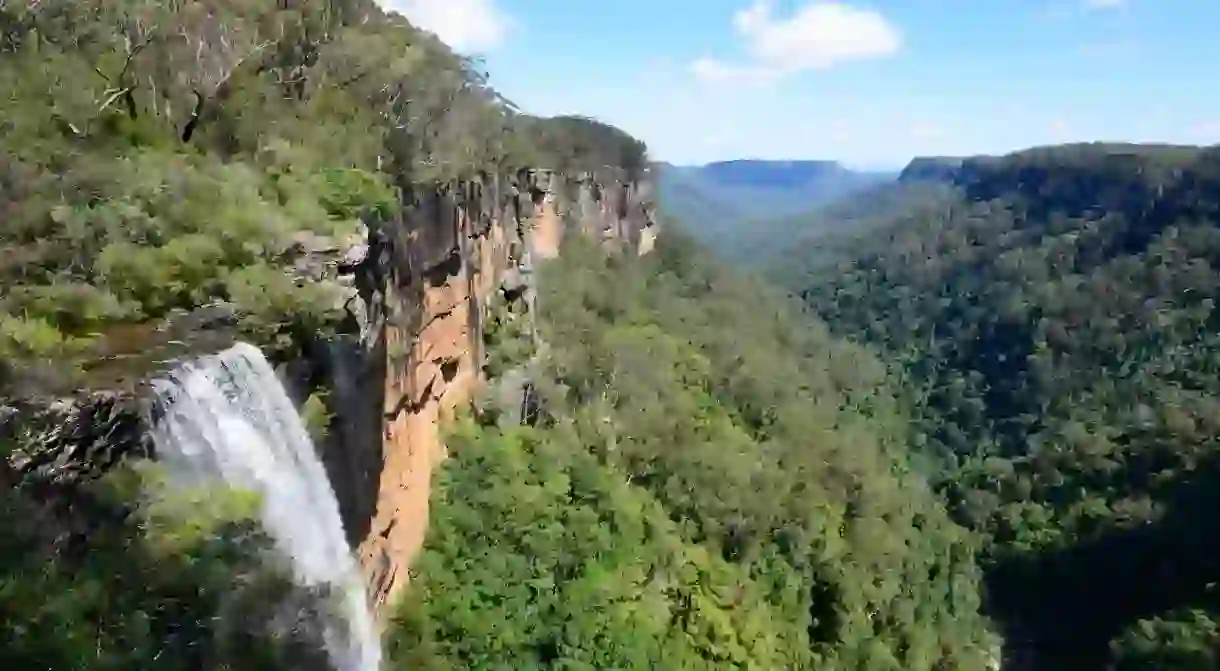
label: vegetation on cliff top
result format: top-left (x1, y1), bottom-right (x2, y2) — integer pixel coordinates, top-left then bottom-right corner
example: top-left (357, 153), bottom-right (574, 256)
top-left (0, 0), bottom-right (640, 394)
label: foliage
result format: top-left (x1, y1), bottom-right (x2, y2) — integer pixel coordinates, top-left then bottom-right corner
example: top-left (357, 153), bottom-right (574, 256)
top-left (522, 115), bottom-right (650, 179)
top-left (390, 422), bottom-right (800, 669)
top-left (0, 463), bottom-right (334, 670)
top-left (0, 0), bottom-right (647, 392)
top-left (1111, 610), bottom-right (1220, 671)
top-left (391, 232), bottom-right (996, 670)
top-left (300, 389), bottom-right (335, 443)
top-left (770, 143), bottom-right (1220, 667)
top-left (480, 292), bottom-right (535, 379)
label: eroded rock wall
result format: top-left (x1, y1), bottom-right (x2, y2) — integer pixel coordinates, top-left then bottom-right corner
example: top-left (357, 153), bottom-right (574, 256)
top-left (548, 169), bottom-right (657, 254)
top-left (341, 168), bottom-right (656, 608)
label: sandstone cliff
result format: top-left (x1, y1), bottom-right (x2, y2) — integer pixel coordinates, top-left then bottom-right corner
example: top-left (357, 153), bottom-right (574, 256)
top-left (341, 168), bottom-right (655, 607)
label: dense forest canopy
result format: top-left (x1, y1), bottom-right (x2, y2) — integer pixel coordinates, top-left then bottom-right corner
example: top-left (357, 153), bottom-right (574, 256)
top-left (392, 232), bottom-right (997, 669)
top-left (762, 142), bottom-right (1220, 668)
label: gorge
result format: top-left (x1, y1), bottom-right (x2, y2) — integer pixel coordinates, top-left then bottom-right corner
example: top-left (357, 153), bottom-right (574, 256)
top-left (7, 1), bottom-right (1220, 670)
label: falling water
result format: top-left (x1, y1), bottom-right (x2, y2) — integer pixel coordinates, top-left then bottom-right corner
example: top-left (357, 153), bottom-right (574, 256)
top-left (150, 342), bottom-right (380, 671)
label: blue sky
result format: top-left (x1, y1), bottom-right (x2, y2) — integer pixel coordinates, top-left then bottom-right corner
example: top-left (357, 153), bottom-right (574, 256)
top-left (383, 0), bottom-right (1220, 169)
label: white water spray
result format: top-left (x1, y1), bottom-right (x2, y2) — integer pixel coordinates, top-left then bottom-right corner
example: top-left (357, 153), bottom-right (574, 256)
top-left (150, 342), bottom-right (380, 671)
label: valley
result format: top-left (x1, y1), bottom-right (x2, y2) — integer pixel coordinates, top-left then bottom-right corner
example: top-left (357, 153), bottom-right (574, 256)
top-left (654, 159), bottom-right (894, 261)
top-left (2, 1), bottom-right (1219, 670)
top-left (667, 142), bottom-right (1220, 670)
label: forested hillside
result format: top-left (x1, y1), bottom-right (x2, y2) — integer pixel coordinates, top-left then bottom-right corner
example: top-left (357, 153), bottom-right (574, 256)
top-left (739, 180), bottom-right (958, 268)
top-left (773, 142), bottom-right (1220, 669)
top-left (391, 232), bottom-right (997, 669)
top-left (0, 1), bottom-right (648, 667)
top-left (0, 0), bottom-right (654, 391)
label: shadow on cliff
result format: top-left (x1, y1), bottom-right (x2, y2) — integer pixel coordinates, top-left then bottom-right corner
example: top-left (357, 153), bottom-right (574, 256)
top-left (985, 453), bottom-right (1220, 670)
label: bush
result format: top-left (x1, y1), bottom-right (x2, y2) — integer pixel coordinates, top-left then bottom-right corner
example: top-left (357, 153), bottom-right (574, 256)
top-left (311, 168), bottom-right (399, 222)
top-left (300, 390), bottom-right (335, 443)
top-left (0, 463), bottom-right (334, 670)
top-left (1111, 610), bottom-right (1220, 671)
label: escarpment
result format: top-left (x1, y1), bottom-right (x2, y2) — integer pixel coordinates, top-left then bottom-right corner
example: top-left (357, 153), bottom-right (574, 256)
top-left (346, 167), bottom-right (656, 607)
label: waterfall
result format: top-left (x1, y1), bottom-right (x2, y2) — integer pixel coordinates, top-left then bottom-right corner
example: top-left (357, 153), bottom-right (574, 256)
top-left (149, 342), bottom-right (380, 671)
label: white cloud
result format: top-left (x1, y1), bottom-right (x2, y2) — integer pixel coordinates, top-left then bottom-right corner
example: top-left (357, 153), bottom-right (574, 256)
top-left (694, 1), bottom-right (902, 83)
top-left (736, 1), bottom-right (902, 71)
top-left (689, 57), bottom-right (780, 86)
top-left (380, 0), bottom-right (509, 52)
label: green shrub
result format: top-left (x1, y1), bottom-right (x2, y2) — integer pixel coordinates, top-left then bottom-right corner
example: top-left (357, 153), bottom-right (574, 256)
top-left (300, 390), bottom-right (335, 442)
top-left (0, 463), bottom-right (331, 670)
top-left (0, 313), bottom-right (91, 361)
top-left (1111, 610), bottom-right (1220, 671)
top-left (311, 168), bottom-right (399, 222)
top-left (225, 263), bottom-right (342, 342)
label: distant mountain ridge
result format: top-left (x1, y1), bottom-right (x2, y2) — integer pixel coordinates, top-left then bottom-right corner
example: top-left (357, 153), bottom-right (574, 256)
top-left (660, 145), bottom-right (1211, 266)
top-left (654, 159), bottom-right (896, 228)
top-left (697, 159), bottom-right (875, 190)
top-left (898, 156), bottom-right (966, 182)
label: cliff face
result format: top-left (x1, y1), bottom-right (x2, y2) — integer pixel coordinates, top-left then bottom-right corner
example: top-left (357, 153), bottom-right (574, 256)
top-left (323, 168), bottom-right (656, 607)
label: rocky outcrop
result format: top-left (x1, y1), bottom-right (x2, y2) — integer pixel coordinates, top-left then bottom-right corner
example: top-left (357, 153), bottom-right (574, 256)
top-left (1, 393), bottom-right (153, 486)
top-left (0, 301), bottom-right (246, 489)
